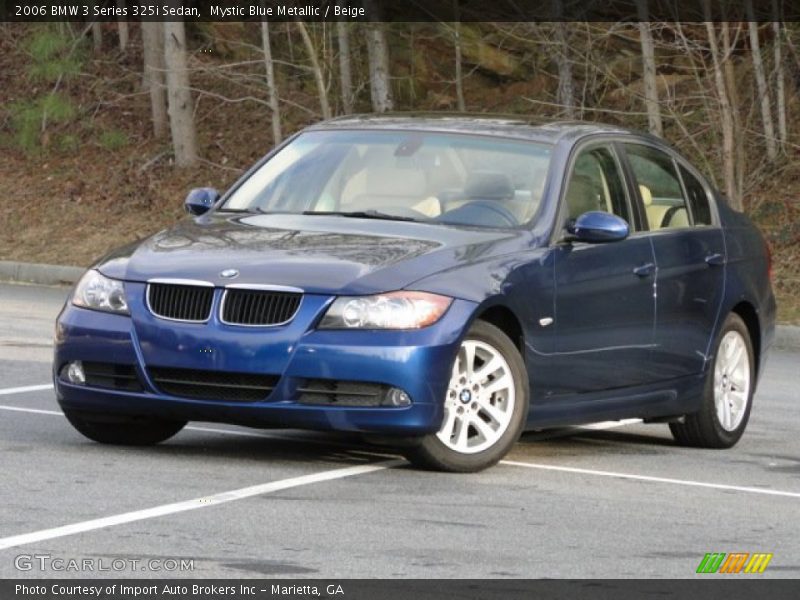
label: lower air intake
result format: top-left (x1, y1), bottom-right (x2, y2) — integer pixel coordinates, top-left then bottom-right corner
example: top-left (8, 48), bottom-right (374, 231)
top-left (296, 379), bottom-right (391, 407)
top-left (148, 367), bottom-right (279, 402)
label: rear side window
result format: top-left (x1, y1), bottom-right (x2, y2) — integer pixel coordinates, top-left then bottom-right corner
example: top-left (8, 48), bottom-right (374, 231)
top-left (679, 165), bottom-right (713, 226)
top-left (624, 144), bottom-right (690, 231)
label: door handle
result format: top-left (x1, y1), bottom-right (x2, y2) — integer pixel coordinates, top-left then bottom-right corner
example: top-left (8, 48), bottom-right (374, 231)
top-left (633, 262), bottom-right (656, 277)
top-left (705, 253), bottom-right (725, 266)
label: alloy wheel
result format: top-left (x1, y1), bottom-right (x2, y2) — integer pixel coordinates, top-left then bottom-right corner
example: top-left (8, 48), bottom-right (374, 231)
top-left (714, 330), bottom-right (751, 432)
top-left (436, 339), bottom-right (516, 454)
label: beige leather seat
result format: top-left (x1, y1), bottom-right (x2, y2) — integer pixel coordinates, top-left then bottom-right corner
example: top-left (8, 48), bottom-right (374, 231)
top-left (640, 184), bottom-right (689, 230)
top-left (343, 166), bottom-right (442, 217)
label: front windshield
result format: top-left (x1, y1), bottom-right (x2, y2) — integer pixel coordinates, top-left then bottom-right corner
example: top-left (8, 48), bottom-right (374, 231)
top-left (223, 130), bottom-right (552, 228)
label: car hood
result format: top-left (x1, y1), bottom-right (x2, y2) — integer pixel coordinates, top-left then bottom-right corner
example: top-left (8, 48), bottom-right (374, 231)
top-left (95, 213), bottom-right (533, 296)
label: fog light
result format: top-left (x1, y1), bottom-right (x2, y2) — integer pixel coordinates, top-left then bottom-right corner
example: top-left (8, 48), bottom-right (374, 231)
top-left (66, 361), bottom-right (85, 384)
top-left (384, 387), bottom-right (411, 407)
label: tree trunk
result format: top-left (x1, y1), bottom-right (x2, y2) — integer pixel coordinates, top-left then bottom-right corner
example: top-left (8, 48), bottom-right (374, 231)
top-left (336, 22), bottom-right (354, 114)
top-left (261, 20), bottom-right (282, 145)
top-left (554, 25), bottom-right (575, 118)
top-left (116, 0), bottom-right (128, 52)
top-left (91, 21), bottom-right (102, 53)
top-left (163, 20), bottom-right (198, 166)
top-left (363, 2), bottom-right (394, 113)
top-left (746, 1), bottom-right (777, 161)
top-left (703, 10), bottom-right (740, 210)
top-left (772, 0), bottom-right (787, 150)
top-left (553, 20), bottom-right (575, 118)
top-left (721, 21), bottom-right (744, 203)
top-left (142, 22), bottom-right (168, 139)
top-left (453, 1), bottom-right (465, 111)
top-left (636, 2), bottom-right (662, 136)
top-left (296, 22), bottom-right (332, 120)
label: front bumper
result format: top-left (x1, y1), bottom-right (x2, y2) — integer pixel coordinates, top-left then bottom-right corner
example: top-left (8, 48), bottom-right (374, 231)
top-left (54, 286), bottom-right (476, 436)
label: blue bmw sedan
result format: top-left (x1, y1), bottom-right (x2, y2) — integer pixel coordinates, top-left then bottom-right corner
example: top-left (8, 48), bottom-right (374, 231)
top-left (54, 115), bottom-right (776, 471)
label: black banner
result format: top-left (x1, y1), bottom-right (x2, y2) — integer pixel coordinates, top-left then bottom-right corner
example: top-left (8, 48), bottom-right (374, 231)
top-left (2, 0), bottom-right (800, 23)
top-left (3, 580), bottom-right (800, 600)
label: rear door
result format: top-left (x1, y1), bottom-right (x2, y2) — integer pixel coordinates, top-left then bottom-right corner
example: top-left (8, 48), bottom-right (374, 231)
top-left (544, 142), bottom-right (657, 397)
top-left (621, 142), bottom-right (725, 380)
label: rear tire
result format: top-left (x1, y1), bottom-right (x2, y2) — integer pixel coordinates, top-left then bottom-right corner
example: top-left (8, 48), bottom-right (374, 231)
top-left (64, 409), bottom-right (186, 446)
top-left (670, 313), bottom-right (755, 448)
top-left (403, 320), bottom-right (529, 472)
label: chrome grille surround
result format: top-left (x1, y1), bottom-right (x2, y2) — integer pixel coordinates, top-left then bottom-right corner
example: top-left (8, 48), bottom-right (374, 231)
top-left (219, 284), bottom-right (303, 327)
top-left (145, 279), bottom-right (214, 323)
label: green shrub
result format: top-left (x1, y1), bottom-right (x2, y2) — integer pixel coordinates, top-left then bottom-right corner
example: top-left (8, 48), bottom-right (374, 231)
top-left (98, 128), bottom-right (129, 151)
top-left (58, 134), bottom-right (80, 152)
top-left (8, 27), bottom-right (85, 153)
top-left (25, 27), bottom-right (84, 82)
top-left (10, 93), bottom-right (77, 154)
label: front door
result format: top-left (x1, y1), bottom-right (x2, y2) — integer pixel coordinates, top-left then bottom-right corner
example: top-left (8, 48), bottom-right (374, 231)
top-left (544, 143), bottom-right (656, 397)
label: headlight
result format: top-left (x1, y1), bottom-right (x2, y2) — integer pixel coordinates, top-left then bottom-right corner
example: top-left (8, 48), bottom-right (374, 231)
top-left (319, 291), bottom-right (452, 330)
top-left (72, 270), bottom-right (129, 315)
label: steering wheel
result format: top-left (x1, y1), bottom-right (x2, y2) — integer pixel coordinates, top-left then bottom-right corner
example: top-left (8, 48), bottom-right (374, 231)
top-left (444, 200), bottom-right (518, 227)
top-left (377, 205), bottom-right (431, 220)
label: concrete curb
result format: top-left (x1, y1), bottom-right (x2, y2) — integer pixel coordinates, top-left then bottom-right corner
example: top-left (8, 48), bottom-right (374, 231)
top-left (0, 260), bottom-right (798, 350)
top-left (0, 260), bottom-right (85, 287)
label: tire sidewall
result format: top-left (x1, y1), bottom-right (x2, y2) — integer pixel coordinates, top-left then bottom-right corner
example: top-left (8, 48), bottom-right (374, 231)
top-left (64, 409), bottom-right (186, 445)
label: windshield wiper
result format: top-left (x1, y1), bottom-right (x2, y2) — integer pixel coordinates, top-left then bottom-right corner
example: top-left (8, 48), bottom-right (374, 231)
top-left (230, 208), bottom-right (292, 215)
top-left (302, 210), bottom-right (420, 222)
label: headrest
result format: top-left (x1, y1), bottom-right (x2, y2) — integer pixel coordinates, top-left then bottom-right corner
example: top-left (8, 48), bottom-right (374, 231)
top-left (639, 184), bottom-right (653, 206)
top-left (365, 166), bottom-right (427, 196)
top-left (464, 171), bottom-right (514, 200)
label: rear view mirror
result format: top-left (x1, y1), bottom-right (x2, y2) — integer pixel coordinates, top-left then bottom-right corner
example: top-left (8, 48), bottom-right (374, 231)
top-left (184, 188), bottom-right (220, 216)
top-left (566, 211), bottom-right (629, 243)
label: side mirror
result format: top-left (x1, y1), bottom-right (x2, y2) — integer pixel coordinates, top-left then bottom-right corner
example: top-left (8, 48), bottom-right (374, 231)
top-left (566, 211), bottom-right (629, 243)
top-left (184, 187), bottom-right (220, 216)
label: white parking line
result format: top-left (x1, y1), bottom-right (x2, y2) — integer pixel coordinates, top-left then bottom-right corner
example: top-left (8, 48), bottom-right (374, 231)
top-left (0, 459), bottom-right (402, 551)
top-left (0, 384), bottom-right (53, 396)
top-left (500, 460), bottom-right (800, 499)
top-left (0, 404), bottom-right (61, 416)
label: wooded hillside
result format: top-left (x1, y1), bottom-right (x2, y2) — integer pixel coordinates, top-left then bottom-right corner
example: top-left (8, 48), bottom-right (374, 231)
top-left (0, 20), bottom-right (798, 321)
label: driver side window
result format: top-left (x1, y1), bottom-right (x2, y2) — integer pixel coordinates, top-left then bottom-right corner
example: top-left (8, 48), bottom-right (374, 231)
top-left (564, 145), bottom-right (632, 227)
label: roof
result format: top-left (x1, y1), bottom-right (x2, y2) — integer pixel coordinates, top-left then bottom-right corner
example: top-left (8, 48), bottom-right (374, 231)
top-left (306, 112), bottom-right (656, 146)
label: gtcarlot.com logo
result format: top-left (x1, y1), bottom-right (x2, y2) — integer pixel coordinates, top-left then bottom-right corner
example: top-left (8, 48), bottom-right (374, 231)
top-left (14, 554), bottom-right (194, 573)
top-left (696, 552), bottom-right (773, 574)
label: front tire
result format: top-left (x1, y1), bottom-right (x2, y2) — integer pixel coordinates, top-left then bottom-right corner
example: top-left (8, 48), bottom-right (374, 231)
top-left (64, 409), bottom-right (186, 446)
top-left (404, 320), bottom-right (529, 472)
top-left (670, 313), bottom-right (755, 448)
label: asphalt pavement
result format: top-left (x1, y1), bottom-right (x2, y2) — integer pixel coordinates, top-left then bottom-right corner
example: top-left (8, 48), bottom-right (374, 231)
top-left (0, 282), bottom-right (798, 579)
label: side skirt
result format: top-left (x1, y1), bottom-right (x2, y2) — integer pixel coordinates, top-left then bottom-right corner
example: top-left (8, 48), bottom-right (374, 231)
top-left (525, 373), bottom-right (705, 430)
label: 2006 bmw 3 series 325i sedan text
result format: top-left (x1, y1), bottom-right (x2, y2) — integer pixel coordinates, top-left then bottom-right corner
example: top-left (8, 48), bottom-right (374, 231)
top-left (54, 115), bottom-right (776, 472)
